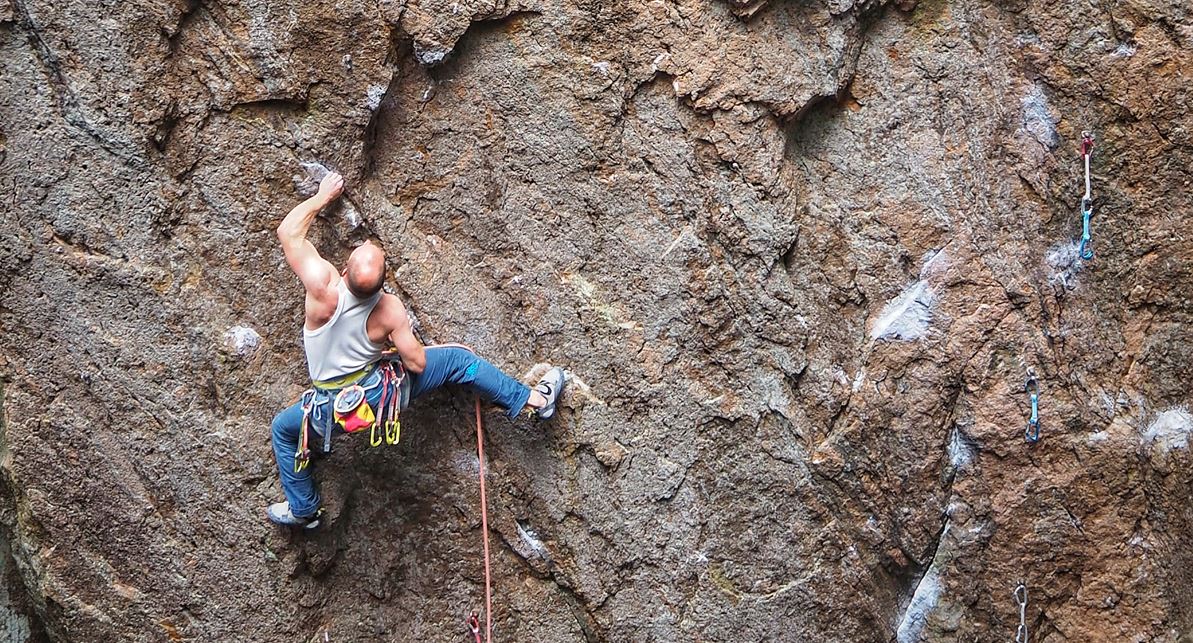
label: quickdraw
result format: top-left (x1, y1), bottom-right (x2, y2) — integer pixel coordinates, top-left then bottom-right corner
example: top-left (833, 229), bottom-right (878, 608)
top-left (1025, 375), bottom-right (1040, 443)
top-left (1014, 582), bottom-right (1029, 643)
top-left (467, 613), bottom-right (482, 643)
top-left (293, 390), bottom-right (316, 473)
top-left (1078, 131), bottom-right (1095, 260)
top-left (372, 360), bottom-right (403, 448)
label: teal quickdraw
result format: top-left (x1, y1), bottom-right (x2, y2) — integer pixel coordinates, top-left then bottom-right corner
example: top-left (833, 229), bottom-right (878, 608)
top-left (1025, 376), bottom-right (1040, 443)
top-left (1078, 131), bottom-right (1095, 260)
top-left (1079, 200), bottom-right (1093, 260)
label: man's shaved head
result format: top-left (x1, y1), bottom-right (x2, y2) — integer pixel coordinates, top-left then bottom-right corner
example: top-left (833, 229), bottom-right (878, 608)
top-left (344, 242), bottom-right (385, 298)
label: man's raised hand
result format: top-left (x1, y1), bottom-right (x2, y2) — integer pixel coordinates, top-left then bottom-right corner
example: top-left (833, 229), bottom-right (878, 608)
top-left (317, 171), bottom-right (344, 203)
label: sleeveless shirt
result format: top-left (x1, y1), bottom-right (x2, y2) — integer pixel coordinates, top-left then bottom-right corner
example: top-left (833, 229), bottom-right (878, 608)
top-left (303, 281), bottom-right (385, 381)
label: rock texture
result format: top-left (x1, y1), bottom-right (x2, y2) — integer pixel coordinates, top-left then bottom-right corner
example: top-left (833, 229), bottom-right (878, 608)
top-left (2, 0), bottom-right (1192, 640)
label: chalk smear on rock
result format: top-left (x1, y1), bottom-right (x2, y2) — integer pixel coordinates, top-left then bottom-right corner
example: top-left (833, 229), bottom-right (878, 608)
top-left (871, 249), bottom-right (946, 341)
top-left (1143, 407), bottom-right (1193, 451)
top-left (895, 527), bottom-right (948, 643)
top-left (224, 326), bottom-right (262, 356)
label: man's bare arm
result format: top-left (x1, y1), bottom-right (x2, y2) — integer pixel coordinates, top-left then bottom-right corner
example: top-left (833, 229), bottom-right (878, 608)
top-left (387, 303), bottom-right (426, 374)
top-left (276, 172), bottom-right (343, 294)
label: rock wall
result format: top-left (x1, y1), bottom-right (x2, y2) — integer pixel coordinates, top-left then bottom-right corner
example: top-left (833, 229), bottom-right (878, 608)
top-left (1, 0), bottom-right (1192, 640)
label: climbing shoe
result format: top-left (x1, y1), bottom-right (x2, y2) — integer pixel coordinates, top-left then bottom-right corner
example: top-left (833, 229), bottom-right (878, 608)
top-left (533, 367), bottom-right (566, 420)
top-left (266, 502), bottom-right (321, 529)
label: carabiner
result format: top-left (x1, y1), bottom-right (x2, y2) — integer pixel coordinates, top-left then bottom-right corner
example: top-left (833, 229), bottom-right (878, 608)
top-left (1013, 582), bottom-right (1029, 643)
top-left (369, 421), bottom-right (383, 447)
top-left (1025, 377), bottom-right (1040, 443)
top-left (385, 419), bottom-right (401, 445)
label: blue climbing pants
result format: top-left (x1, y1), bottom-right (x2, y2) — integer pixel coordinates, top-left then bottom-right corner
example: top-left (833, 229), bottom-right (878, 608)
top-left (271, 346), bottom-right (533, 517)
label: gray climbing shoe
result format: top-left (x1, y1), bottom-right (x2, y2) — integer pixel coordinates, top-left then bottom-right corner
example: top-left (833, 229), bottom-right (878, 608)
top-left (266, 502), bottom-right (320, 529)
top-left (533, 367), bottom-right (566, 420)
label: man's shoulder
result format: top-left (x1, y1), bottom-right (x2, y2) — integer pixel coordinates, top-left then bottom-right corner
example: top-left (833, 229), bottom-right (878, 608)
top-left (305, 270), bottom-right (340, 298)
top-left (372, 292), bottom-right (409, 325)
top-left (376, 291), bottom-right (403, 308)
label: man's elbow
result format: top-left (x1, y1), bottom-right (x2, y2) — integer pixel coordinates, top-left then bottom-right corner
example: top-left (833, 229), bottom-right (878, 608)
top-left (401, 347), bottom-right (426, 374)
top-left (276, 223), bottom-right (293, 243)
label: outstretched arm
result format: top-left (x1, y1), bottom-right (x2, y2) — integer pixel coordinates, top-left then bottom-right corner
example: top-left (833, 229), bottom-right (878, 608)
top-left (276, 172), bottom-right (343, 294)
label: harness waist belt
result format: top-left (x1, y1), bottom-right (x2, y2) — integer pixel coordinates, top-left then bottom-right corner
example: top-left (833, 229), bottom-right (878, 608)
top-left (312, 363), bottom-right (377, 391)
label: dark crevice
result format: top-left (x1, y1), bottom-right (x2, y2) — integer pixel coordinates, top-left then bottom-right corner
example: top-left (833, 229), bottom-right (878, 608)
top-left (497, 524), bottom-right (604, 642)
top-left (782, 0), bottom-right (892, 158)
top-left (548, 576), bottom-right (602, 643)
top-left (423, 10), bottom-right (544, 79)
top-left (360, 34), bottom-right (410, 182)
top-left (227, 96), bottom-right (311, 116)
top-left (163, 0), bottom-right (203, 55)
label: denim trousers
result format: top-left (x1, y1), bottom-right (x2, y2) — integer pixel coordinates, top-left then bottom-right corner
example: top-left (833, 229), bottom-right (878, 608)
top-left (270, 346), bottom-right (533, 517)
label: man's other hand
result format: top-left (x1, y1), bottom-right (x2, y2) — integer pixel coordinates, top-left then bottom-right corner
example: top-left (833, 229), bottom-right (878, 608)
top-left (317, 172), bottom-right (344, 203)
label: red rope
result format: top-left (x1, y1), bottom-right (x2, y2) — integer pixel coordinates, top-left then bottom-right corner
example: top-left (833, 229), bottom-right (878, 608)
top-left (474, 395), bottom-right (492, 643)
top-left (430, 344), bottom-right (492, 642)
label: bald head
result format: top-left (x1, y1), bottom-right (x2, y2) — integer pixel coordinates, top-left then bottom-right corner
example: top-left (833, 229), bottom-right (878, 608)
top-left (344, 242), bottom-right (385, 298)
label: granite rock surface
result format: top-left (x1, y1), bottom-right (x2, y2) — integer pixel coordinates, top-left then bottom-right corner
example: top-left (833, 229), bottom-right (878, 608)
top-left (1, 0), bottom-right (1192, 640)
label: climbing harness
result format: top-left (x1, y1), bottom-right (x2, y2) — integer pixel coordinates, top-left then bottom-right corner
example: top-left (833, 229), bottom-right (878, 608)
top-left (1014, 582), bottom-right (1029, 643)
top-left (1078, 131), bottom-right (1095, 260)
top-left (1024, 376), bottom-right (1040, 443)
top-left (293, 354), bottom-right (407, 473)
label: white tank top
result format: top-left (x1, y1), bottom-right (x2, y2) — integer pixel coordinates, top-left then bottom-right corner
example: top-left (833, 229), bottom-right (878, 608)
top-left (303, 281), bottom-right (385, 382)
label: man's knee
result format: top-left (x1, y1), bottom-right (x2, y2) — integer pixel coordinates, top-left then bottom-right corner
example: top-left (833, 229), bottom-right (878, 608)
top-left (427, 346), bottom-right (478, 381)
top-left (271, 408), bottom-right (299, 443)
top-left (447, 348), bottom-right (481, 383)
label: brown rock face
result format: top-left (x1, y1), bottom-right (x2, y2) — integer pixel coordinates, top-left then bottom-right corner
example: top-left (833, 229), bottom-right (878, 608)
top-left (1, 0), bottom-right (1191, 640)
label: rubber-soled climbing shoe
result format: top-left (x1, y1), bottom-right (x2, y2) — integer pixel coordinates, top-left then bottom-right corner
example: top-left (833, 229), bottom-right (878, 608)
top-left (266, 502), bottom-right (320, 529)
top-left (533, 367), bottom-right (566, 420)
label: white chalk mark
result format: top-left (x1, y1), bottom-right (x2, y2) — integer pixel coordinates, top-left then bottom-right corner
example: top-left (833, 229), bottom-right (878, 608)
top-left (660, 227), bottom-right (690, 260)
top-left (224, 326), bottom-right (261, 356)
top-left (1143, 407), bottom-right (1193, 451)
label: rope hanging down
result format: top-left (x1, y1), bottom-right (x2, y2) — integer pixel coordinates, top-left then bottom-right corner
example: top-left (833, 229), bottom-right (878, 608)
top-left (471, 394), bottom-right (493, 643)
top-left (1078, 132), bottom-right (1095, 260)
top-left (1014, 582), bottom-right (1029, 643)
top-left (429, 343), bottom-right (491, 643)
top-left (1025, 375), bottom-right (1040, 443)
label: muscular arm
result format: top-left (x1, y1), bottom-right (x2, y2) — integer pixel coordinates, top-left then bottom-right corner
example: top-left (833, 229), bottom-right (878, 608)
top-left (276, 173), bottom-right (343, 296)
top-left (385, 300), bottom-right (426, 374)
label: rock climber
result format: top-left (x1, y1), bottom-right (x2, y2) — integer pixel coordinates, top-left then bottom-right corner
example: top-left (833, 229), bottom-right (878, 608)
top-left (266, 171), bottom-right (566, 529)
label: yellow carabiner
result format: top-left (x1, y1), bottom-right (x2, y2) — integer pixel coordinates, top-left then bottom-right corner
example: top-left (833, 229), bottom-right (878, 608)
top-left (385, 419), bottom-right (400, 445)
top-left (370, 421), bottom-right (383, 447)
top-left (294, 455), bottom-right (309, 473)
